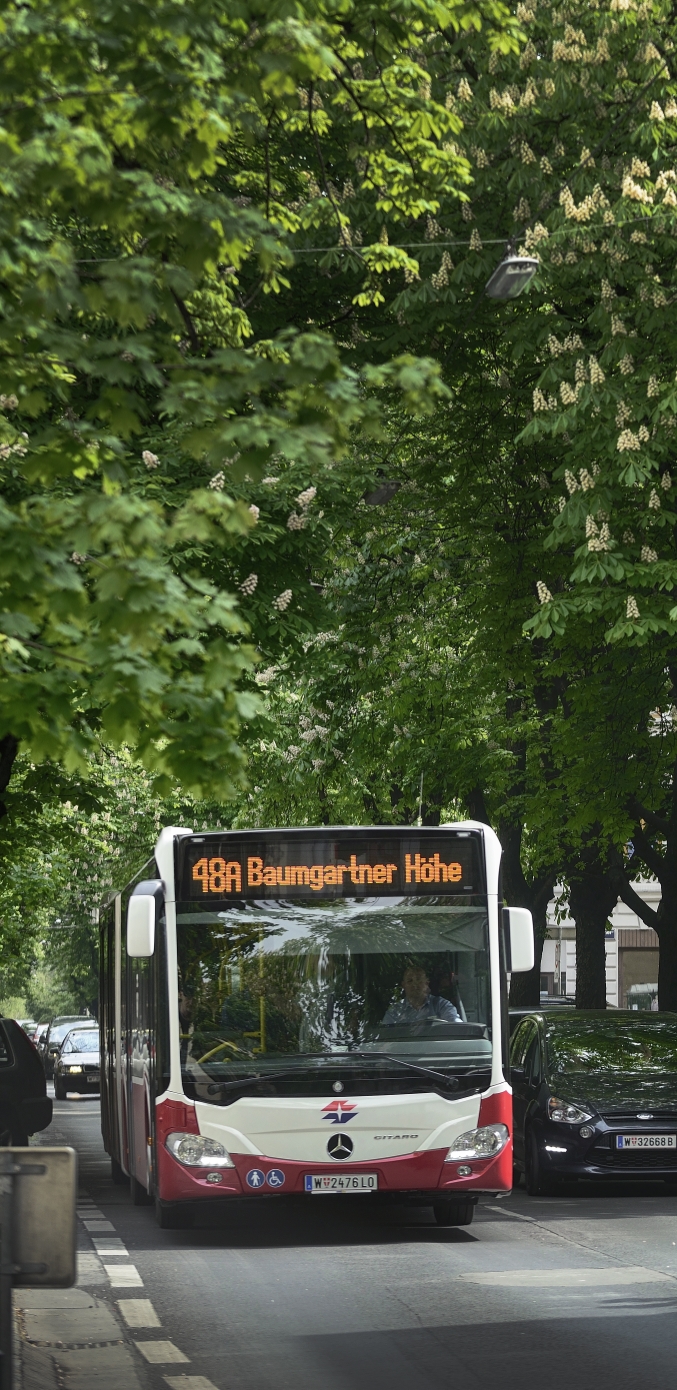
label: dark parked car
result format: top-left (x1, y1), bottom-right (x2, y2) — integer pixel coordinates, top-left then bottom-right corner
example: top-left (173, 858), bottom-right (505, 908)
top-left (509, 1001), bottom-right (575, 1036)
top-left (53, 1027), bottom-right (100, 1099)
top-left (41, 1015), bottom-right (95, 1078)
top-left (510, 1010), bottom-right (677, 1193)
top-left (0, 1018), bottom-right (52, 1143)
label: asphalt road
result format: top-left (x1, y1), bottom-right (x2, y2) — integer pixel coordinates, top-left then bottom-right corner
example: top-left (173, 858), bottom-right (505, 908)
top-left (34, 1091), bottom-right (677, 1390)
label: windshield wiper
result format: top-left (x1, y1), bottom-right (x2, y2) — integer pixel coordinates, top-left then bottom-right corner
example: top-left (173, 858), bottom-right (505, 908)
top-left (207, 1069), bottom-right (323, 1095)
top-left (342, 1051), bottom-right (459, 1091)
top-left (206, 1052), bottom-right (464, 1095)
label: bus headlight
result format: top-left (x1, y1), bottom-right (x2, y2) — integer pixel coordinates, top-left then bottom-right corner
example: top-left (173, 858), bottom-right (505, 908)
top-left (166, 1132), bottom-right (235, 1168)
top-left (444, 1123), bottom-right (509, 1162)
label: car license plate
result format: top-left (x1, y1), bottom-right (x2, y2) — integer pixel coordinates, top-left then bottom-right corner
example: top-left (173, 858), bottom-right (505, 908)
top-left (616, 1134), bottom-right (676, 1149)
top-left (305, 1173), bottom-right (378, 1193)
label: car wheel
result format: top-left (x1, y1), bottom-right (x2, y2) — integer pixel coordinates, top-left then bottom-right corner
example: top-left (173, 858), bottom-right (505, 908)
top-left (433, 1199), bottom-right (474, 1227)
top-left (111, 1155), bottom-right (128, 1185)
top-left (155, 1199), bottom-right (194, 1230)
top-left (54, 1078), bottom-right (66, 1101)
top-left (525, 1129), bottom-right (558, 1196)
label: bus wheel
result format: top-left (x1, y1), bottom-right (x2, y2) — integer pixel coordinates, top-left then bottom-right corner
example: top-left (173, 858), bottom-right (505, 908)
top-left (111, 1156), bottom-right (128, 1185)
top-left (433, 1199), bottom-right (474, 1227)
top-left (155, 1199), bottom-right (194, 1230)
top-left (130, 1174), bottom-right (153, 1206)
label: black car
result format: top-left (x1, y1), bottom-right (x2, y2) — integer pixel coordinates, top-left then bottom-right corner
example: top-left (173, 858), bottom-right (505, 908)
top-left (53, 1027), bottom-right (100, 1098)
top-left (0, 1018), bottom-right (52, 1143)
top-left (510, 1010), bottom-right (677, 1193)
top-left (509, 1000), bottom-right (575, 1036)
top-left (41, 1015), bottom-right (94, 1078)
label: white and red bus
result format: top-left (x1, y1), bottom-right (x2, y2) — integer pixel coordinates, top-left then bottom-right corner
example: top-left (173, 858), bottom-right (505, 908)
top-left (99, 824), bottom-right (533, 1228)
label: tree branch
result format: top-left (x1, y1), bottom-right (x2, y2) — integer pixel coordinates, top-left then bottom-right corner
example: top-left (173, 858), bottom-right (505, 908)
top-left (627, 795), bottom-right (670, 837)
top-left (170, 290), bottom-right (200, 354)
top-left (629, 820), bottom-right (666, 882)
top-left (610, 853), bottom-right (660, 932)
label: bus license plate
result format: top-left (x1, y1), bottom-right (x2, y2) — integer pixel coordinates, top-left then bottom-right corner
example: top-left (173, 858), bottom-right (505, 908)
top-left (617, 1134), bottom-right (676, 1149)
top-left (305, 1173), bottom-right (378, 1193)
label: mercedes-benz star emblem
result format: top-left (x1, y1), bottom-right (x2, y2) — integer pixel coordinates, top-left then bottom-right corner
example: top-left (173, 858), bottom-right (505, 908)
top-left (327, 1133), bottom-right (353, 1160)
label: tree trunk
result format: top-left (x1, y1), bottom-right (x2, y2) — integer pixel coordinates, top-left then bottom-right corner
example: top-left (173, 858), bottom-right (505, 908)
top-left (567, 855), bottom-right (617, 1009)
top-left (508, 890), bottom-right (551, 1007)
top-left (497, 818), bottom-right (555, 1008)
top-left (655, 881), bottom-right (677, 1011)
top-left (0, 734), bottom-right (18, 819)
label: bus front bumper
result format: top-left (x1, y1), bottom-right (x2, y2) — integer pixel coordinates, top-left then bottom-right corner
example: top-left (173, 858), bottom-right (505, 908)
top-left (156, 1141), bottom-right (512, 1202)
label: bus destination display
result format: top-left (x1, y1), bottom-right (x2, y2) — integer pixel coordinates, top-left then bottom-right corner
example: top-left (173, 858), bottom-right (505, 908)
top-left (178, 833), bottom-right (481, 901)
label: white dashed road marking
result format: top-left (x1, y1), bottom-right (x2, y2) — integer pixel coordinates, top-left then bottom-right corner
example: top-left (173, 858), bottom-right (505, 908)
top-left (164, 1379), bottom-right (220, 1390)
top-left (104, 1263), bottom-right (144, 1286)
top-left (135, 1340), bottom-right (190, 1364)
top-left (73, 1190), bottom-right (216, 1383)
top-left (118, 1299), bottom-right (162, 1327)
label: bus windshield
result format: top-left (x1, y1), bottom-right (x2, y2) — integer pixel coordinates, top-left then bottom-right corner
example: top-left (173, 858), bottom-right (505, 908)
top-left (176, 898), bottom-right (491, 1101)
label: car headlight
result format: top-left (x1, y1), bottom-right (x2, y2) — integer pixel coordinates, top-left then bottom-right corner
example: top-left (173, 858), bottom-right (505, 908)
top-left (67, 1066), bottom-right (83, 1074)
top-left (444, 1123), bottom-right (509, 1162)
top-left (165, 1131), bottom-right (235, 1168)
top-left (548, 1096), bottom-right (592, 1123)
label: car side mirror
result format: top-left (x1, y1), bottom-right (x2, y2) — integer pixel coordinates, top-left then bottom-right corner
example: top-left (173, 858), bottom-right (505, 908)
top-left (503, 907), bottom-right (535, 973)
top-left (127, 880), bottom-right (164, 958)
top-left (510, 1065), bottom-right (526, 1084)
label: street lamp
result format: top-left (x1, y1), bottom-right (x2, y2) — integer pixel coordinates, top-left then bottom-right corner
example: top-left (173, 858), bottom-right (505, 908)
top-left (485, 251), bottom-right (539, 300)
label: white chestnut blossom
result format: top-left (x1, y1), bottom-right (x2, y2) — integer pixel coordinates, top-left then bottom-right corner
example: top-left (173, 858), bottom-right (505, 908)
top-left (273, 589), bottom-right (292, 612)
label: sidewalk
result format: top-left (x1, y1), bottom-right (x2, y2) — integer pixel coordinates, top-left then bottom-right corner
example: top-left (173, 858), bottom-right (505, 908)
top-left (15, 1284), bottom-right (144, 1390)
top-left (13, 1187), bottom-right (207, 1390)
top-left (14, 1182), bottom-right (146, 1390)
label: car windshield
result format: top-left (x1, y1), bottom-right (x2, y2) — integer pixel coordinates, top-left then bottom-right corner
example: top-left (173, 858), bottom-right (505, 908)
top-left (548, 1016), bottom-right (677, 1074)
top-left (50, 1020), bottom-right (88, 1043)
top-left (176, 898), bottom-right (492, 1100)
top-left (63, 1032), bottom-right (99, 1054)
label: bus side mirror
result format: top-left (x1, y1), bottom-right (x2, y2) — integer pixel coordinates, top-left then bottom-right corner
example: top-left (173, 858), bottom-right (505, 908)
top-left (503, 907), bottom-right (534, 973)
top-left (127, 880), bottom-right (164, 957)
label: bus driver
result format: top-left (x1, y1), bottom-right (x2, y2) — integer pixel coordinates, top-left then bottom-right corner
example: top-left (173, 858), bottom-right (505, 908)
top-left (383, 963), bottom-right (460, 1026)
